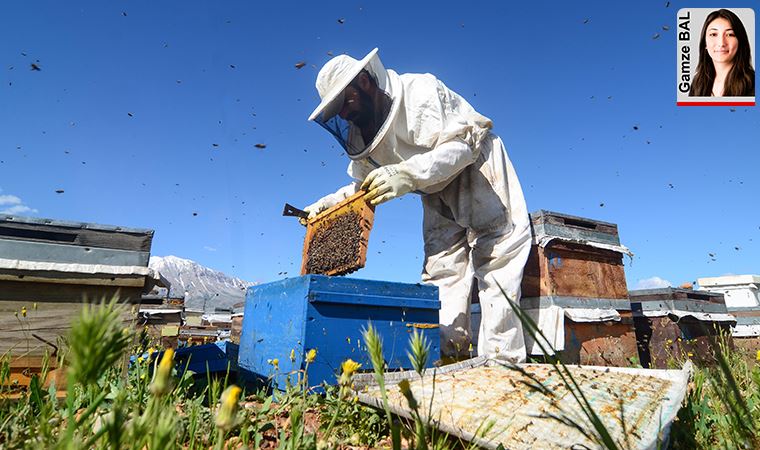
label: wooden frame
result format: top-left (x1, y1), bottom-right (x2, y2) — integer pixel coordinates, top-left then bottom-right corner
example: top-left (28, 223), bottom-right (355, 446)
top-left (300, 191), bottom-right (375, 276)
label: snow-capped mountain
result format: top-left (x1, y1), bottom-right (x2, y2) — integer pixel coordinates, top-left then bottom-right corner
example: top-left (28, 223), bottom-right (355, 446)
top-left (148, 255), bottom-right (254, 312)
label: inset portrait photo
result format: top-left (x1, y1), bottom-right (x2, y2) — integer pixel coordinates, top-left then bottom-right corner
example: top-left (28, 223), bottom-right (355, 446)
top-left (676, 8), bottom-right (755, 106)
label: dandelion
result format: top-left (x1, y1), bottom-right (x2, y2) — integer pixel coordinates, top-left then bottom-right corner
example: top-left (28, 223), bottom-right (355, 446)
top-left (147, 347), bottom-right (155, 356)
top-left (21, 307), bottom-right (26, 317)
top-left (398, 379), bottom-right (419, 410)
top-left (215, 385), bottom-right (243, 431)
top-left (290, 348), bottom-right (296, 362)
top-left (137, 356), bottom-right (144, 363)
top-left (756, 350), bottom-right (760, 362)
top-left (150, 348), bottom-right (174, 396)
top-left (666, 339), bottom-right (673, 345)
top-left (268, 358), bottom-right (279, 370)
top-left (339, 358), bottom-right (361, 388)
top-left (305, 348), bottom-right (317, 363)
top-left (687, 352), bottom-right (694, 357)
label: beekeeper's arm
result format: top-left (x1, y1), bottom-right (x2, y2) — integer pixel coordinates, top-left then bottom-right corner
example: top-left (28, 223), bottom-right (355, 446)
top-left (363, 75), bottom-right (493, 205)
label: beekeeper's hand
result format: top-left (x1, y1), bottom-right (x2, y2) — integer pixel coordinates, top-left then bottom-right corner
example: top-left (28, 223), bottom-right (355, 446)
top-left (361, 164), bottom-right (415, 205)
top-left (299, 199), bottom-right (330, 225)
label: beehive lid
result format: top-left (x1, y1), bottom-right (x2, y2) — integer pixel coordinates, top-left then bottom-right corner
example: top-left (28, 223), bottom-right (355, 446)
top-left (529, 210), bottom-right (620, 246)
top-left (354, 356), bottom-right (691, 449)
top-left (300, 191), bottom-right (375, 276)
top-left (697, 275), bottom-right (760, 288)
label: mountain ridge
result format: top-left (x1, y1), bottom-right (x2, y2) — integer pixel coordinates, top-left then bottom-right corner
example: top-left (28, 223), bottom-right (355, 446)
top-left (148, 255), bottom-right (254, 312)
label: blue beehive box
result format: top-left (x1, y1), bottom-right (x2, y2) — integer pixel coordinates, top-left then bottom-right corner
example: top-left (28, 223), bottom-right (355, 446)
top-left (238, 275), bottom-right (440, 389)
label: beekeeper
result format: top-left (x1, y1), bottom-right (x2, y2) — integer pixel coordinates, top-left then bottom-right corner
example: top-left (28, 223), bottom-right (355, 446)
top-left (305, 48), bottom-right (532, 363)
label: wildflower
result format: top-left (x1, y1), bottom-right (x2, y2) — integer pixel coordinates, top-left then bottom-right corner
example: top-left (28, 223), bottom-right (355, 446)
top-left (21, 307), bottom-right (26, 317)
top-left (305, 348), bottom-right (317, 363)
top-left (339, 358), bottom-right (361, 387)
top-left (150, 348), bottom-right (174, 396)
top-left (268, 358), bottom-right (279, 370)
top-left (666, 339), bottom-right (673, 345)
top-left (756, 350), bottom-right (760, 362)
top-left (147, 347), bottom-right (155, 356)
top-left (215, 385), bottom-right (243, 431)
top-left (290, 348), bottom-right (296, 362)
top-left (137, 356), bottom-right (144, 363)
top-left (687, 352), bottom-right (694, 357)
top-left (398, 379), bottom-right (418, 410)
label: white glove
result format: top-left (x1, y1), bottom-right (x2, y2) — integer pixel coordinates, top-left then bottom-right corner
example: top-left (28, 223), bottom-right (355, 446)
top-left (299, 200), bottom-right (329, 226)
top-left (361, 164), bottom-right (415, 205)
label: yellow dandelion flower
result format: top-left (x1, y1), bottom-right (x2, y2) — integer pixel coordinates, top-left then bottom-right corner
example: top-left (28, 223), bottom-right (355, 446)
top-left (290, 348), bottom-right (296, 362)
top-left (666, 339), bottom-right (673, 345)
top-left (687, 352), bottom-right (694, 357)
top-left (270, 358), bottom-right (279, 370)
top-left (147, 347), bottom-right (155, 356)
top-left (150, 348), bottom-right (174, 396)
top-left (215, 385), bottom-right (242, 431)
top-left (20, 307), bottom-right (27, 318)
top-left (341, 359), bottom-right (361, 377)
top-left (137, 356), bottom-right (144, 363)
top-left (305, 348), bottom-right (317, 363)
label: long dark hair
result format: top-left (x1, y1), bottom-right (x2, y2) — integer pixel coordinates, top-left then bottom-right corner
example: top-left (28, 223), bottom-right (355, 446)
top-left (690, 9), bottom-right (755, 97)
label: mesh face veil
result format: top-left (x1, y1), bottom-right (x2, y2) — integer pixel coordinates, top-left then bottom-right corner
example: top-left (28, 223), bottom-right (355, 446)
top-left (308, 48), bottom-right (401, 160)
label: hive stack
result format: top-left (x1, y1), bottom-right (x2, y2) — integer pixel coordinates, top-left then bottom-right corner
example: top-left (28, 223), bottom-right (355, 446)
top-left (629, 288), bottom-right (735, 368)
top-left (698, 275), bottom-right (760, 359)
top-left (0, 214), bottom-right (157, 395)
top-left (472, 210), bottom-right (637, 366)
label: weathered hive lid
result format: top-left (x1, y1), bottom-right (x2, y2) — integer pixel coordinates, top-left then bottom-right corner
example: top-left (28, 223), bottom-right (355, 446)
top-left (629, 287), bottom-right (725, 303)
top-left (529, 210), bottom-right (621, 247)
top-left (0, 214), bottom-right (154, 236)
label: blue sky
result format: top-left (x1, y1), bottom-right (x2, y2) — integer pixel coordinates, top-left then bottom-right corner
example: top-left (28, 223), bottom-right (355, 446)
top-left (1, 1), bottom-right (758, 289)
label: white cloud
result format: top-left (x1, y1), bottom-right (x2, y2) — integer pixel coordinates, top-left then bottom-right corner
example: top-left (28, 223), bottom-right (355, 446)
top-left (0, 189), bottom-right (37, 215)
top-left (635, 276), bottom-right (672, 290)
top-left (203, 246), bottom-right (218, 252)
top-left (0, 195), bottom-right (22, 206)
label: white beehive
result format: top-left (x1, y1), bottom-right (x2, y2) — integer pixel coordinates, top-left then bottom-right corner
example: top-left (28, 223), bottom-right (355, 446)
top-left (698, 275), bottom-right (760, 308)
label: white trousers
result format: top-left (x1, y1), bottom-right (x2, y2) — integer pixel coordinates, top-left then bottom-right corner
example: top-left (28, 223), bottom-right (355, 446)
top-left (421, 134), bottom-right (532, 363)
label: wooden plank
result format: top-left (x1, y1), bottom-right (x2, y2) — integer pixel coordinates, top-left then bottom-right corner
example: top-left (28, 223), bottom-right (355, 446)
top-left (0, 299), bottom-right (134, 358)
top-left (0, 280), bottom-right (143, 303)
top-left (0, 239), bottom-right (150, 266)
top-left (230, 316), bottom-right (243, 344)
top-left (0, 217), bottom-right (153, 252)
top-left (0, 269), bottom-right (145, 287)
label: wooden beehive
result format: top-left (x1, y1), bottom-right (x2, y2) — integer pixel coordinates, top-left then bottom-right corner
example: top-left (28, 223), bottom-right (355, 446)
top-left (300, 191), bottom-right (375, 276)
top-left (629, 288), bottom-right (735, 368)
top-left (523, 211), bottom-right (636, 366)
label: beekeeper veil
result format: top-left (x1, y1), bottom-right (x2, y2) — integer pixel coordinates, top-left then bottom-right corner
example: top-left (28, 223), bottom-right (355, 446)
top-left (308, 48), bottom-right (401, 160)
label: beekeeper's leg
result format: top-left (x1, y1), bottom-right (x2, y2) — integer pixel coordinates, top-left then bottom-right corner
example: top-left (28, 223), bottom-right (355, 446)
top-left (458, 135), bottom-right (532, 363)
top-left (421, 194), bottom-right (474, 360)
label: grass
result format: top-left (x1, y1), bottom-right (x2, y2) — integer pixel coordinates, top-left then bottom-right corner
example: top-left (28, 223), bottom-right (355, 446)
top-left (0, 298), bottom-right (758, 449)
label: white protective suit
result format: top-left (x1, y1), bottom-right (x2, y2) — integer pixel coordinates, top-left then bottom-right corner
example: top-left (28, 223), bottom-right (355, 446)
top-left (308, 48), bottom-right (532, 362)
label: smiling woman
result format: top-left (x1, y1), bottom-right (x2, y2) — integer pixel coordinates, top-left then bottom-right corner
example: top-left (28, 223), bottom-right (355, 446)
top-left (690, 8), bottom-right (755, 97)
